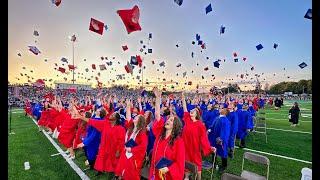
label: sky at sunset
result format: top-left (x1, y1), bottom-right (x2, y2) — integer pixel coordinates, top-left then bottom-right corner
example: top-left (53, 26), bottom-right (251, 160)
top-left (8, 0), bottom-right (312, 90)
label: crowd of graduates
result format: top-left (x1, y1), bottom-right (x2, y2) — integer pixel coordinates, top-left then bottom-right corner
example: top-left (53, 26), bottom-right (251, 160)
top-left (22, 87), bottom-right (273, 180)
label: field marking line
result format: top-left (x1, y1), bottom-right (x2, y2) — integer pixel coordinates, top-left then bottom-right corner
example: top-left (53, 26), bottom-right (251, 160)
top-left (267, 127), bottom-right (312, 134)
top-left (29, 117), bottom-right (90, 180)
top-left (235, 146), bottom-right (312, 164)
top-left (267, 117), bottom-right (311, 122)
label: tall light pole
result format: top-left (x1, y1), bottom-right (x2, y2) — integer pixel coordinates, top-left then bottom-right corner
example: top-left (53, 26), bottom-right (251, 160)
top-left (70, 35), bottom-right (76, 84)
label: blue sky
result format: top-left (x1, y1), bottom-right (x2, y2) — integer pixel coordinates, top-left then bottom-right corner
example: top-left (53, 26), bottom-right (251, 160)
top-left (8, 0), bottom-right (312, 90)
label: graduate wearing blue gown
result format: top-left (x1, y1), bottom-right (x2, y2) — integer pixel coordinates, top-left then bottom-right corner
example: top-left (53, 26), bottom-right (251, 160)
top-left (79, 105), bottom-right (105, 169)
top-left (204, 104), bottom-right (220, 130)
top-left (226, 103), bottom-right (238, 158)
top-left (236, 104), bottom-right (251, 148)
top-left (208, 105), bottom-right (230, 172)
top-left (259, 97), bottom-right (265, 109)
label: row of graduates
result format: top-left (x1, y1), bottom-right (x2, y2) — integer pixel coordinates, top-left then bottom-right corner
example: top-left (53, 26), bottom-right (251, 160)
top-left (29, 90), bottom-right (260, 180)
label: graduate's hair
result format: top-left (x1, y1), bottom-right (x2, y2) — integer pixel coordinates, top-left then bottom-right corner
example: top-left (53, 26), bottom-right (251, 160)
top-left (128, 115), bottom-right (146, 135)
top-left (110, 112), bottom-right (122, 125)
top-left (144, 110), bottom-right (154, 125)
top-left (99, 109), bottom-right (107, 119)
top-left (160, 115), bottom-right (183, 146)
top-left (163, 108), bottom-right (171, 117)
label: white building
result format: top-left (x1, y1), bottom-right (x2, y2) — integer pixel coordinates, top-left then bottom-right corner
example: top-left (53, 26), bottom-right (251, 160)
top-left (54, 81), bottom-right (92, 90)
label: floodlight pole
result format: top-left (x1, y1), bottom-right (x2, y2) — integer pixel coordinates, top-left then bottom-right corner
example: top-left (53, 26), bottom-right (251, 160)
top-left (142, 66), bottom-right (144, 89)
top-left (72, 41), bottom-right (75, 84)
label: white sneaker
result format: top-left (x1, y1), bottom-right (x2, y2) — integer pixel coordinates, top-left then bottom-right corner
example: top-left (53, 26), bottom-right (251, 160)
top-left (85, 160), bottom-right (89, 166)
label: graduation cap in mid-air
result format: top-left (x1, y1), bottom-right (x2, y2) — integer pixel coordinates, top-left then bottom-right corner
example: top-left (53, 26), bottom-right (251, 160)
top-left (176, 63), bottom-right (181, 67)
top-left (99, 64), bottom-right (107, 70)
top-left (68, 65), bottom-right (75, 70)
top-left (51, 0), bottom-right (62, 7)
top-left (125, 62), bottom-right (133, 74)
top-left (256, 44), bottom-right (263, 51)
top-left (220, 25), bottom-right (225, 34)
top-left (204, 67), bottom-right (209, 71)
top-left (148, 49), bottom-right (152, 53)
top-left (122, 45), bottom-right (128, 51)
top-left (242, 57), bottom-right (247, 61)
top-left (61, 57), bottom-right (68, 63)
top-left (130, 56), bottom-right (138, 65)
top-left (298, 62), bottom-right (307, 69)
top-left (159, 61), bottom-right (165, 67)
top-left (33, 30), bottom-right (39, 36)
top-left (174, 0), bottom-right (183, 6)
top-left (117, 5), bottom-right (142, 34)
top-left (234, 58), bottom-right (238, 62)
top-left (251, 66), bottom-right (254, 71)
top-left (58, 67), bottom-right (66, 73)
top-left (304, 9), bottom-right (312, 20)
top-left (28, 46), bottom-right (41, 55)
top-left (183, 72), bottom-right (187, 78)
top-left (213, 60), bottom-right (220, 68)
top-left (89, 18), bottom-right (104, 35)
top-left (17, 53), bottom-right (21, 57)
top-left (196, 34), bottom-right (201, 41)
top-left (273, 43), bottom-right (278, 49)
top-left (205, 4), bottom-right (212, 14)
top-left (106, 61), bottom-right (112, 66)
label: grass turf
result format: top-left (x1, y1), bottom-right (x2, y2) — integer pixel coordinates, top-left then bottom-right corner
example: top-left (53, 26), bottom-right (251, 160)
top-left (8, 100), bottom-right (312, 180)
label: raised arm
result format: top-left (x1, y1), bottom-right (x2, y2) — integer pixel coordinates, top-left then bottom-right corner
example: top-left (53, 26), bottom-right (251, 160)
top-left (181, 92), bottom-right (188, 112)
top-left (126, 99), bottom-right (131, 121)
top-left (153, 87), bottom-right (161, 121)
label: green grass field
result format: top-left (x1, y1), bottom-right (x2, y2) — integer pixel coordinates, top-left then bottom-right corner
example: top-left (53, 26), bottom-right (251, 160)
top-left (8, 100), bottom-right (312, 180)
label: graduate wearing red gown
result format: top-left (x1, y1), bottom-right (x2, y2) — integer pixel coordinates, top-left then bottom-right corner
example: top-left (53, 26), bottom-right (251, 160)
top-left (47, 108), bottom-right (59, 132)
top-left (149, 118), bottom-right (185, 180)
top-left (24, 100), bottom-right (32, 115)
top-left (148, 88), bottom-right (185, 180)
top-left (85, 112), bottom-right (126, 173)
top-left (181, 93), bottom-right (215, 179)
top-left (58, 112), bottom-right (79, 149)
top-left (115, 119), bottom-right (148, 180)
top-left (37, 103), bottom-right (50, 128)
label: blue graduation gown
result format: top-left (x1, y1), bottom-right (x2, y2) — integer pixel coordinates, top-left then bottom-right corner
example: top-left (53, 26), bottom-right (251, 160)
top-left (248, 106), bottom-right (256, 129)
top-left (236, 110), bottom-right (250, 140)
top-left (83, 117), bottom-right (102, 161)
top-left (146, 127), bottom-right (155, 156)
top-left (202, 109), bottom-right (219, 130)
top-left (227, 111), bottom-right (238, 149)
top-left (209, 115), bottom-right (230, 158)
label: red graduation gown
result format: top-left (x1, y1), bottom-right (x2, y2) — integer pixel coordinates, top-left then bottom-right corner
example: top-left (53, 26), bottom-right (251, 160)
top-left (47, 108), bottom-right (59, 131)
top-left (55, 109), bottom-right (68, 132)
top-left (73, 121), bottom-right (87, 149)
top-left (149, 118), bottom-right (185, 180)
top-left (115, 120), bottom-right (148, 180)
top-left (37, 110), bottom-right (50, 127)
top-left (182, 112), bottom-right (212, 171)
top-left (58, 114), bottom-right (79, 149)
top-left (87, 118), bottom-right (126, 172)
